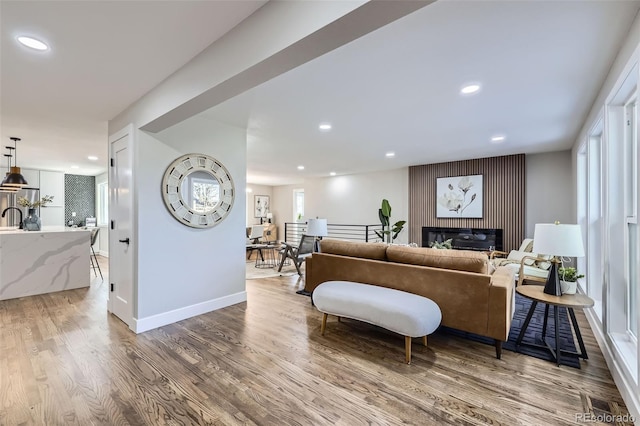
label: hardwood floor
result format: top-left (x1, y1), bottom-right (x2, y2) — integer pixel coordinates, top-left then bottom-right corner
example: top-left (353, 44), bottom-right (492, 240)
top-left (0, 259), bottom-right (633, 425)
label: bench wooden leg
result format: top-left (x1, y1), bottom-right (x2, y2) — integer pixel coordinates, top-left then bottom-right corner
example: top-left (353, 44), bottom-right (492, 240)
top-left (337, 316), bottom-right (341, 322)
top-left (321, 313), bottom-right (328, 336)
top-left (422, 336), bottom-right (427, 347)
top-left (405, 336), bottom-right (412, 364)
top-left (495, 339), bottom-right (503, 359)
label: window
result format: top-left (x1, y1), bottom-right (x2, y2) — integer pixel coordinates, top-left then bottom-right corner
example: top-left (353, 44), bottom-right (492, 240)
top-left (625, 99), bottom-right (638, 339)
top-left (579, 119), bottom-right (604, 321)
top-left (97, 181), bottom-right (108, 226)
top-left (293, 189), bottom-right (304, 221)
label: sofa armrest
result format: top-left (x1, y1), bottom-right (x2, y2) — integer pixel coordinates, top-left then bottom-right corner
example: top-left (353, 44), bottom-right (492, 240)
top-left (305, 255), bottom-right (314, 289)
top-left (487, 266), bottom-right (516, 341)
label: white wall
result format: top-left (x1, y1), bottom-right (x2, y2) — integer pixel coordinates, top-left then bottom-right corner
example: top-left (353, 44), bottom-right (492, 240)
top-left (271, 168), bottom-right (409, 243)
top-left (135, 116), bottom-right (247, 322)
top-left (525, 151), bottom-right (573, 237)
top-left (245, 184), bottom-right (273, 226)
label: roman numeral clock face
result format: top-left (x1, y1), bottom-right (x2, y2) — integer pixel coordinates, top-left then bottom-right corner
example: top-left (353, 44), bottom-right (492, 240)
top-left (161, 154), bottom-right (235, 228)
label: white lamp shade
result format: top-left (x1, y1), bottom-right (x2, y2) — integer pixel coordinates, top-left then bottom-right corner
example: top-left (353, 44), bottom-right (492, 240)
top-left (306, 218), bottom-right (328, 237)
top-left (266, 212), bottom-right (273, 219)
top-left (532, 223), bottom-right (585, 257)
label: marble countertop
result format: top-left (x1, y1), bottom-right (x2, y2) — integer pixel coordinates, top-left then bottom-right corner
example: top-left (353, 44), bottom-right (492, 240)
top-left (0, 226), bottom-right (92, 235)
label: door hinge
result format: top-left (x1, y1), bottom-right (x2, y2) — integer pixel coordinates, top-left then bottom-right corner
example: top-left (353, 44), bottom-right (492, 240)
top-left (110, 283), bottom-right (114, 292)
top-left (110, 220), bottom-right (114, 230)
top-left (110, 158), bottom-right (114, 167)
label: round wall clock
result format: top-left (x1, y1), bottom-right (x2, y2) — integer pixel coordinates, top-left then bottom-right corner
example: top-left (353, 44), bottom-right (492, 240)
top-left (161, 153), bottom-right (235, 228)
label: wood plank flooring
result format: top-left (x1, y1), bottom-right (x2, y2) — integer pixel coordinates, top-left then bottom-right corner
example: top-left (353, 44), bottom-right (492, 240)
top-left (0, 258), bottom-right (633, 425)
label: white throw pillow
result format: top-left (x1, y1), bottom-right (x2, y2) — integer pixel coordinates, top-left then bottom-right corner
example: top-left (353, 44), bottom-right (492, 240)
top-left (506, 250), bottom-right (537, 266)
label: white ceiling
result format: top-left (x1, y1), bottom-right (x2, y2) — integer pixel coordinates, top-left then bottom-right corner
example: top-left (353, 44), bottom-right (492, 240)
top-left (201, 0), bottom-right (640, 186)
top-left (0, 0), bottom-right (266, 175)
top-left (2, 1), bottom-right (639, 186)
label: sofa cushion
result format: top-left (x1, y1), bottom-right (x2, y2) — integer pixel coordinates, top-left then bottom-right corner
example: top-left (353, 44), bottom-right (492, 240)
top-left (320, 239), bottom-right (388, 261)
top-left (386, 246), bottom-right (488, 274)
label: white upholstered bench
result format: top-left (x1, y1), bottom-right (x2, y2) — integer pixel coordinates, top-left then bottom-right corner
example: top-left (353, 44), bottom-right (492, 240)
top-left (313, 280), bottom-right (442, 364)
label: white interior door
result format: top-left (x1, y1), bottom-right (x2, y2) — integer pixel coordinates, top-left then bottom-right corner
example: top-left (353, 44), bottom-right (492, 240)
top-left (109, 131), bottom-right (134, 327)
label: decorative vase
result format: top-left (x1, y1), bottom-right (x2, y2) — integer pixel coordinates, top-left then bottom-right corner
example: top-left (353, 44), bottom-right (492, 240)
top-left (560, 280), bottom-right (577, 295)
top-left (23, 208), bottom-right (41, 231)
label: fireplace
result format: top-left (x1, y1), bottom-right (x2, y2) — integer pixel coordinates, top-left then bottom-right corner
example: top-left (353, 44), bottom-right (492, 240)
top-left (422, 227), bottom-right (503, 252)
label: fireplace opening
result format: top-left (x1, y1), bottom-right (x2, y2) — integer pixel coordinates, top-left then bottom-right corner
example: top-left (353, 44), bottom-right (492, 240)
top-left (422, 227), bottom-right (503, 252)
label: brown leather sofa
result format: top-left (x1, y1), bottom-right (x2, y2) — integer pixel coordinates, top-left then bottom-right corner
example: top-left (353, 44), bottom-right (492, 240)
top-left (304, 239), bottom-right (516, 358)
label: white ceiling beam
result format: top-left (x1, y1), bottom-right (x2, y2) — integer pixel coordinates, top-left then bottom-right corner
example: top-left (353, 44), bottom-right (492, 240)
top-left (109, 0), bottom-right (434, 134)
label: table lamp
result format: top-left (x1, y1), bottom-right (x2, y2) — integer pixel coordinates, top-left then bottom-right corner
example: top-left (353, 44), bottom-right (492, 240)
top-left (266, 212), bottom-right (273, 224)
top-left (532, 222), bottom-right (585, 296)
top-left (306, 218), bottom-right (328, 252)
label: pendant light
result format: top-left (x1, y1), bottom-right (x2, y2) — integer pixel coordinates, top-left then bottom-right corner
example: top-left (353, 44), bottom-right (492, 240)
top-left (3, 137), bottom-right (28, 187)
top-left (1, 152), bottom-right (19, 193)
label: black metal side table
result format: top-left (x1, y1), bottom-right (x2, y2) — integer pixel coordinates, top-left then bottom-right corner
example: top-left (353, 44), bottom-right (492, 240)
top-left (515, 285), bottom-right (594, 367)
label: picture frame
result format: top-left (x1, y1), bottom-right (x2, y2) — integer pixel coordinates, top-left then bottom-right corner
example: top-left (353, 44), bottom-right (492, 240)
top-left (254, 195), bottom-right (270, 218)
top-left (436, 174), bottom-right (483, 218)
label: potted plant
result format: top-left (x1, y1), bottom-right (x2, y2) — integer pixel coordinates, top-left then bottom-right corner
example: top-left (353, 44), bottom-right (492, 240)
top-left (17, 195), bottom-right (54, 231)
top-left (374, 199), bottom-right (406, 243)
top-left (558, 266), bottom-right (585, 295)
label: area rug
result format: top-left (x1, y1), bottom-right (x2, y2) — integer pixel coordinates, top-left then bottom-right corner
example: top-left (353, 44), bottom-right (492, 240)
top-left (441, 293), bottom-right (581, 368)
top-left (245, 261), bottom-right (301, 280)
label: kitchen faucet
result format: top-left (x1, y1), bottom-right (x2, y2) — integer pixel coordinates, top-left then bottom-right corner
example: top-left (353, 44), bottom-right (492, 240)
top-left (1, 207), bottom-right (23, 229)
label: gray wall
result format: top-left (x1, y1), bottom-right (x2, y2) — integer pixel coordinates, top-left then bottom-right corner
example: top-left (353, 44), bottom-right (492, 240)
top-left (64, 174), bottom-right (95, 226)
top-left (525, 150), bottom-right (573, 237)
top-left (136, 117), bottom-right (247, 320)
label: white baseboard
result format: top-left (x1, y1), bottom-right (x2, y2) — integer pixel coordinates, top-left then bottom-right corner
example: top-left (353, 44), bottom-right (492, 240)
top-left (132, 291), bottom-right (247, 334)
top-left (97, 251), bottom-right (109, 258)
top-left (584, 308), bottom-right (640, 421)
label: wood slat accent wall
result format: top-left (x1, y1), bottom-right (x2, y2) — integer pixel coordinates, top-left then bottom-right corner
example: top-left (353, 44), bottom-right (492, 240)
top-left (409, 154), bottom-right (525, 252)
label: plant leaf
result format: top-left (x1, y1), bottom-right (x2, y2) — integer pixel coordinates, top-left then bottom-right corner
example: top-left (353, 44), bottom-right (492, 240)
top-left (381, 199), bottom-right (391, 217)
top-left (378, 209), bottom-right (389, 227)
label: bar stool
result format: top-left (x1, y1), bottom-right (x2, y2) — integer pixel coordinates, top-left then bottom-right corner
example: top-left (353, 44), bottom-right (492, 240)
top-left (90, 228), bottom-right (103, 280)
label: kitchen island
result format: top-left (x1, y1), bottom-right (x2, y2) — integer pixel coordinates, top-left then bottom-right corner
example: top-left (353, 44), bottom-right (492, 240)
top-left (0, 227), bottom-right (91, 301)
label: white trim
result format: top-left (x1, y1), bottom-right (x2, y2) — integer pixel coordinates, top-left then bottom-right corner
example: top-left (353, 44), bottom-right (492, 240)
top-left (131, 291), bottom-right (247, 333)
top-left (585, 307), bottom-right (640, 421)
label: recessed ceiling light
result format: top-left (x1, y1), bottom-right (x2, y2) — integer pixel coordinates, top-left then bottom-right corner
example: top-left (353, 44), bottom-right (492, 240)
top-left (297, 165), bottom-right (305, 170)
top-left (17, 36), bottom-right (49, 51)
top-left (319, 123), bottom-right (332, 131)
top-left (330, 172), bottom-right (336, 176)
top-left (491, 135), bottom-right (506, 143)
top-left (385, 152), bottom-right (395, 158)
top-left (87, 155), bottom-right (98, 161)
top-left (460, 83), bottom-right (481, 95)
top-left (70, 165), bottom-right (80, 169)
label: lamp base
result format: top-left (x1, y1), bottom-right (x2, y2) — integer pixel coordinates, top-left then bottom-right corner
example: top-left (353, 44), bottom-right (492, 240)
top-left (543, 260), bottom-right (561, 296)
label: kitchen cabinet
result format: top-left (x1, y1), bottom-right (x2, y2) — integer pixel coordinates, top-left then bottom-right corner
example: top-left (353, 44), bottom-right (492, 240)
top-left (39, 171), bottom-right (64, 206)
top-left (39, 171), bottom-right (65, 226)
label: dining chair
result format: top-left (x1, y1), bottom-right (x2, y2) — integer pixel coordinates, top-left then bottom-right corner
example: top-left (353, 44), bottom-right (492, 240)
top-left (248, 225), bottom-right (264, 244)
